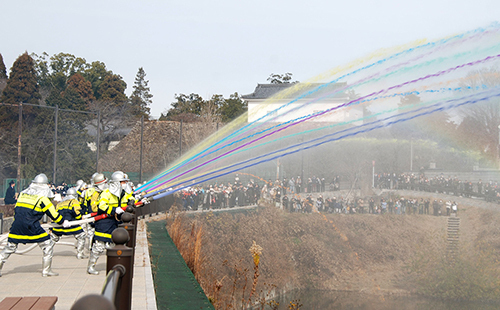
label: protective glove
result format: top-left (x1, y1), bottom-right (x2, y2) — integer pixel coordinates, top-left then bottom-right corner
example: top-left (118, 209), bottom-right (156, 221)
top-left (63, 220), bottom-right (71, 228)
top-left (141, 197), bottom-right (151, 205)
top-left (115, 207), bottom-right (125, 214)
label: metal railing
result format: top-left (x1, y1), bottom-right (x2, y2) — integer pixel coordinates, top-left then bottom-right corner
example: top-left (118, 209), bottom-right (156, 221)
top-left (71, 208), bottom-right (137, 310)
top-left (102, 265), bottom-right (126, 305)
top-left (135, 193), bottom-right (174, 218)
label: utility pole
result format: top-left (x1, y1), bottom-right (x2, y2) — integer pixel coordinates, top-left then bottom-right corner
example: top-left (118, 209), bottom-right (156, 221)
top-left (1, 102), bottom-right (99, 182)
top-left (300, 146), bottom-right (304, 188)
top-left (276, 159), bottom-right (280, 181)
top-left (53, 105), bottom-right (58, 184)
top-left (17, 104), bottom-right (22, 193)
top-left (372, 160), bottom-right (375, 188)
top-left (96, 110), bottom-right (100, 172)
top-left (410, 138), bottom-right (413, 172)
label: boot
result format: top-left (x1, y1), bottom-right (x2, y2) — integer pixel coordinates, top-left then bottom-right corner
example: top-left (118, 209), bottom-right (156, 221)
top-left (87, 253), bottom-right (99, 275)
top-left (39, 239), bottom-right (58, 277)
top-left (76, 233), bottom-right (88, 259)
top-left (42, 258), bottom-right (59, 277)
top-left (0, 242), bottom-right (18, 277)
top-left (77, 252), bottom-right (89, 260)
top-left (87, 228), bottom-right (95, 252)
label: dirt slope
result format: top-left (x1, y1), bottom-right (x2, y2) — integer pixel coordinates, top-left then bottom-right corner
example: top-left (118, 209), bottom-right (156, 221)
top-left (164, 192), bottom-right (500, 303)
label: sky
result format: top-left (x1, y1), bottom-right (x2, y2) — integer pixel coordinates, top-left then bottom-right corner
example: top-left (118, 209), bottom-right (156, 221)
top-left (3, 0), bottom-right (500, 118)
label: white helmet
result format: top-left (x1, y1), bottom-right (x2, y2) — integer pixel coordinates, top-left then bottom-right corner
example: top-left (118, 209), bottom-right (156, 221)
top-left (111, 171), bottom-right (129, 182)
top-left (66, 187), bottom-right (77, 196)
top-left (61, 187), bottom-right (78, 201)
top-left (32, 173), bottom-right (49, 185)
top-left (24, 173), bottom-right (53, 198)
top-left (93, 173), bottom-right (107, 185)
top-left (76, 179), bottom-right (86, 190)
top-left (90, 172), bottom-right (99, 185)
top-left (109, 171), bottom-right (132, 196)
top-left (93, 173), bottom-right (108, 192)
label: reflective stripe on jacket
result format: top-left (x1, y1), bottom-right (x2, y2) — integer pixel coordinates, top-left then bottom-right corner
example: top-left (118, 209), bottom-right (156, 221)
top-left (94, 189), bottom-right (134, 243)
top-left (8, 193), bottom-right (64, 243)
top-left (52, 198), bottom-right (84, 236)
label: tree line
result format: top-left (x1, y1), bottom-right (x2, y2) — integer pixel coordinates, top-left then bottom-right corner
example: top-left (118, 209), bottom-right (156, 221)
top-left (0, 52), bottom-right (248, 185)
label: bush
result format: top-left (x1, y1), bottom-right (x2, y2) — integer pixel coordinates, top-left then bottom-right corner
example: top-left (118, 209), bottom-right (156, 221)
top-left (0, 204), bottom-right (15, 217)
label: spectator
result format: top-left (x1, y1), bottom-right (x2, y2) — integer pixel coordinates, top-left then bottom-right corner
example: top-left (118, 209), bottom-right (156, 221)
top-left (4, 181), bottom-right (17, 205)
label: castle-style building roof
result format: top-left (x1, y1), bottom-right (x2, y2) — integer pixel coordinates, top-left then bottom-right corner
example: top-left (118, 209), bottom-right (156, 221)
top-left (242, 82), bottom-right (349, 100)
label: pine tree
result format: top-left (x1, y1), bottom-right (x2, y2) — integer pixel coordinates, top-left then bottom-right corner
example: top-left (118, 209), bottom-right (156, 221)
top-left (0, 53), bottom-right (7, 95)
top-left (1, 52), bottom-right (41, 104)
top-left (0, 53), bottom-right (7, 79)
top-left (130, 67), bottom-right (152, 118)
top-left (97, 74), bottom-right (127, 103)
top-left (65, 73), bottom-right (95, 105)
top-left (219, 92), bottom-right (247, 122)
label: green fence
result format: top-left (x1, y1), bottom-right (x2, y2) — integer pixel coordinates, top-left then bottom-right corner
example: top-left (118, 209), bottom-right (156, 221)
top-left (1, 178), bottom-right (28, 199)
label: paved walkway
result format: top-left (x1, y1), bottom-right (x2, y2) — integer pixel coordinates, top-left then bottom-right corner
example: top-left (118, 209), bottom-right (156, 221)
top-left (0, 219), bottom-right (157, 310)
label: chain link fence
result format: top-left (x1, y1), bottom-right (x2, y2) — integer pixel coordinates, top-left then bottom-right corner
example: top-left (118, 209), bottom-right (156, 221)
top-left (0, 102), bottom-right (138, 192)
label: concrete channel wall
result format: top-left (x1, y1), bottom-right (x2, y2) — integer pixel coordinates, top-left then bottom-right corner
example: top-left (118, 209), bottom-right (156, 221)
top-left (0, 216), bottom-right (13, 234)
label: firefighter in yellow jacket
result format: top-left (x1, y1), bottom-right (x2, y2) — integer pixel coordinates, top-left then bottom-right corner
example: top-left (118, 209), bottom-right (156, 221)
top-left (87, 171), bottom-right (134, 275)
top-left (0, 173), bottom-right (69, 277)
top-left (82, 173), bottom-right (108, 251)
top-left (51, 187), bottom-right (88, 259)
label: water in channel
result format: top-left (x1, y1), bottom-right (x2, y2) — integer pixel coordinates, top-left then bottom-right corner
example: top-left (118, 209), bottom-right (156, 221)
top-left (268, 290), bottom-right (500, 310)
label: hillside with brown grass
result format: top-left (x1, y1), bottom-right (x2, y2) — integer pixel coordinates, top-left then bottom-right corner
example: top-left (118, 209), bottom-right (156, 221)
top-left (99, 120), bottom-right (218, 173)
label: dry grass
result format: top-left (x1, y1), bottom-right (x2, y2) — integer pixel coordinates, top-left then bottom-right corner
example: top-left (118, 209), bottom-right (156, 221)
top-left (166, 210), bottom-right (291, 309)
top-left (165, 194), bottom-right (500, 305)
top-left (167, 212), bottom-right (204, 281)
top-left (0, 204), bottom-right (15, 217)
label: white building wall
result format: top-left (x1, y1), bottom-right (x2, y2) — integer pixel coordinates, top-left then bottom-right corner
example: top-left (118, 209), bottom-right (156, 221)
top-left (247, 99), bottom-right (362, 124)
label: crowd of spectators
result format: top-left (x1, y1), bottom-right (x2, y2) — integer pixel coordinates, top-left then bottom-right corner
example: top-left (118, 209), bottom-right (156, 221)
top-left (281, 195), bottom-right (458, 216)
top-left (374, 172), bottom-right (500, 202)
top-left (172, 172), bottom-right (470, 218)
top-left (174, 174), bottom-right (341, 211)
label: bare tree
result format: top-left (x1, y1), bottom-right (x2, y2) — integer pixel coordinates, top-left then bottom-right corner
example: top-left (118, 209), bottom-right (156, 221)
top-left (88, 99), bottom-right (136, 153)
top-left (457, 68), bottom-right (500, 163)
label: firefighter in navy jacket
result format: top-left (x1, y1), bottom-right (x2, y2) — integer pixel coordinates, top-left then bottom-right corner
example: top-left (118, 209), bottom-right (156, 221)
top-left (87, 171), bottom-right (134, 275)
top-left (0, 173), bottom-right (69, 277)
top-left (51, 187), bottom-right (88, 259)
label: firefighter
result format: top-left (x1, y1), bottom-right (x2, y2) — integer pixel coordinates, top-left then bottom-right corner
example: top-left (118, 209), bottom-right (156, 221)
top-left (82, 173), bottom-right (108, 251)
top-left (0, 173), bottom-right (69, 277)
top-left (51, 187), bottom-right (88, 259)
top-left (87, 171), bottom-right (134, 275)
top-left (75, 179), bottom-right (86, 204)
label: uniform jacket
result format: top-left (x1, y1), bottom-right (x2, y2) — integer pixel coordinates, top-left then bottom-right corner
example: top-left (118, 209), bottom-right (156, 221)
top-left (83, 187), bottom-right (99, 215)
top-left (94, 189), bottom-right (134, 243)
top-left (52, 198), bottom-right (84, 236)
top-left (8, 193), bottom-right (65, 243)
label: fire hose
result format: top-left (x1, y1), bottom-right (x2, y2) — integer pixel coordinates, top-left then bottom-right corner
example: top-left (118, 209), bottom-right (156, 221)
top-left (53, 197), bottom-right (149, 228)
top-left (0, 199), bottom-right (149, 253)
